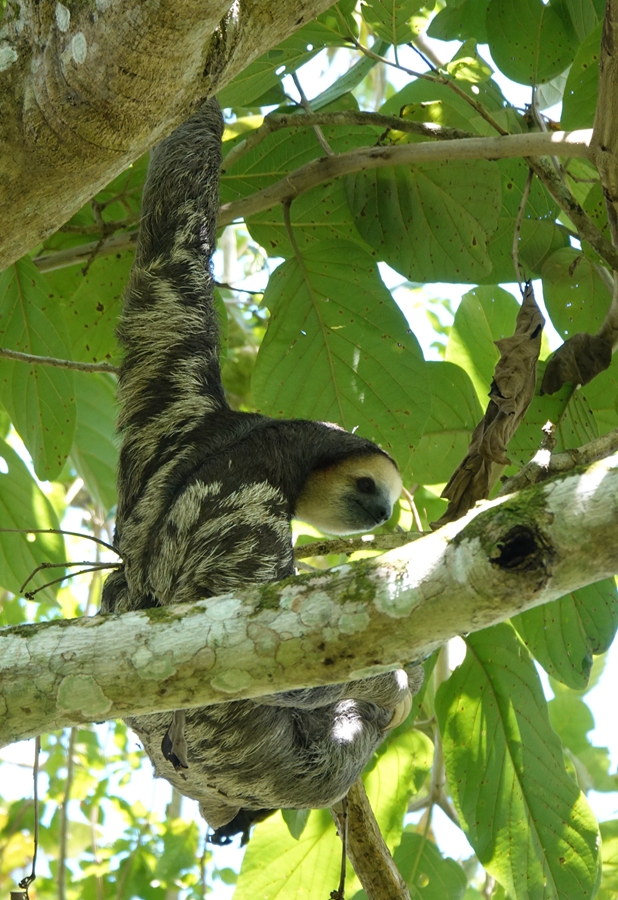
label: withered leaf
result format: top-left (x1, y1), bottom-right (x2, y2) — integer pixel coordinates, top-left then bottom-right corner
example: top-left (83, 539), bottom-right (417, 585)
top-left (434, 284), bottom-right (544, 527)
top-left (540, 332), bottom-right (612, 395)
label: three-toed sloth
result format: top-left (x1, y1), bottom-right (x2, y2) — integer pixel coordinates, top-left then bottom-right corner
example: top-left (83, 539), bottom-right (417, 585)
top-left (102, 98), bottom-right (422, 838)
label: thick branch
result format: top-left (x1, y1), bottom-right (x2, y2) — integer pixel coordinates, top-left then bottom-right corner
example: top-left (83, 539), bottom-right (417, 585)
top-left (1, 453), bottom-right (617, 747)
top-left (219, 130), bottom-right (593, 227)
top-left (0, 0), bottom-right (337, 270)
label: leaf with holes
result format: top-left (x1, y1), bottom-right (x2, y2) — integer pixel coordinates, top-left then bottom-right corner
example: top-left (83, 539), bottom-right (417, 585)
top-left (346, 160), bottom-right (501, 283)
top-left (0, 259), bottom-right (76, 480)
top-left (253, 242), bottom-right (430, 477)
top-left (437, 623), bottom-right (601, 899)
top-left (561, 21), bottom-right (601, 129)
top-left (542, 247), bottom-right (611, 340)
top-left (487, 0), bottom-right (578, 84)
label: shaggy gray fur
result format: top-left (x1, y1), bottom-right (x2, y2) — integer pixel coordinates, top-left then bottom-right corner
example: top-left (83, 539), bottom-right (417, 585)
top-left (102, 98), bottom-right (422, 832)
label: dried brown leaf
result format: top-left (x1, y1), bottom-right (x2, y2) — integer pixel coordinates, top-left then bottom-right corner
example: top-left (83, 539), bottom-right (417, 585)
top-left (540, 332), bottom-right (612, 395)
top-left (434, 284), bottom-right (544, 527)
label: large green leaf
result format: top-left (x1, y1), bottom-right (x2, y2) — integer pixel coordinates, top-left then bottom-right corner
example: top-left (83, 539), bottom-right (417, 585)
top-left (508, 361), bottom-right (599, 466)
top-left (364, 729), bottom-right (433, 849)
top-left (70, 373), bottom-right (118, 513)
top-left (578, 356), bottom-right (618, 432)
top-left (218, 3), bottom-right (357, 109)
top-left (483, 217), bottom-right (570, 285)
top-left (487, 0), bottom-right (578, 85)
top-left (346, 160), bottom-right (501, 283)
top-left (542, 247), bottom-right (611, 340)
top-left (234, 808), bottom-right (341, 900)
top-left (363, 0), bottom-right (426, 44)
top-left (548, 690), bottom-right (618, 793)
top-left (0, 259), bottom-right (76, 480)
top-left (561, 22), bottom-right (601, 130)
top-left (513, 579), bottom-right (618, 689)
top-left (409, 361), bottom-right (483, 484)
top-left (428, 0), bottom-right (490, 43)
top-left (563, 0), bottom-right (603, 40)
top-left (393, 832), bottom-right (468, 899)
top-left (436, 623), bottom-right (601, 899)
top-left (253, 242), bottom-right (430, 476)
top-left (0, 436), bottom-right (65, 603)
top-left (445, 285), bottom-right (520, 406)
top-left (599, 820), bottom-right (618, 899)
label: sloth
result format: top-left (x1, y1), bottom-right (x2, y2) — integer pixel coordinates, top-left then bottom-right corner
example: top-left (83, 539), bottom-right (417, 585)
top-left (102, 98), bottom-right (422, 836)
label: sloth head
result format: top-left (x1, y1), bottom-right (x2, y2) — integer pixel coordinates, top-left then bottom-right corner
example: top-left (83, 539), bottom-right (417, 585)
top-left (294, 453), bottom-right (402, 535)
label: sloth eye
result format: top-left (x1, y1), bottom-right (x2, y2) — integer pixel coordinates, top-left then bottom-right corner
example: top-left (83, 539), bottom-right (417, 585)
top-left (356, 477), bottom-right (375, 494)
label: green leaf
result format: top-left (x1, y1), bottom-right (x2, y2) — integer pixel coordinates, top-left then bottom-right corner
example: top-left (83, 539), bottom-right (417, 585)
top-left (59, 252), bottom-right (131, 365)
top-left (153, 818), bottom-right (200, 882)
top-left (362, 0), bottom-right (426, 45)
top-left (364, 729), bottom-right (434, 849)
top-left (234, 808), bottom-right (341, 900)
top-left (427, 0), bottom-right (489, 43)
top-left (0, 259), bottom-right (76, 480)
top-left (513, 579), bottom-right (618, 689)
top-left (282, 807), bottom-right (311, 840)
top-left (508, 363), bottom-right (599, 466)
top-left (309, 41), bottom-right (389, 109)
top-left (497, 158), bottom-right (559, 220)
top-left (599, 820), bottom-right (618, 898)
top-left (484, 217), bottom-right (570, 284)
top-left (445, 285), bottom-right (520, 406)
top-left (563, 0), bottom-right (603, 40)
top-left (253, 242), bottom-right (430, 477)
top-left (578, 356), bottom-right (618, 432)
top-left (542, 247), bottom-right (612, 340)
top-left (436, 623), bottom-right (601, 900)
top-left (0, 436), bottom-right (65, 602)
top-left (218, 5), bottom-right (356, 109)
top-left (409, 361), bottom-right (483, 484)
top-left (393, 832), bottom-right (467, 899)
top-left (70, 373), bottom-right (118, 513)
top-left (561, 22), bottom-right (601, 129)
top-left (548, 691), bottom-right (618, 793)
top-left (487, 0), bottom-right (578, 85)
top-left (346, 160), bottom-right (501, 283)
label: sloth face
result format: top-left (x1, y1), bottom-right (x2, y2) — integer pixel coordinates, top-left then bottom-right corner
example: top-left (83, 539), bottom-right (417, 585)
top-left (294, 453), bottom-right (402, 535)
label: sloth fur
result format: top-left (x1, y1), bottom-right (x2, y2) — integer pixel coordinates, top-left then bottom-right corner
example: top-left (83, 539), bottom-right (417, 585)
top-left (102, 98), bottom-right (422, 835)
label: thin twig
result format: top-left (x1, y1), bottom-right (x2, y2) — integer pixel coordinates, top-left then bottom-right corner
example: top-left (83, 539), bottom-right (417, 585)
top-left (512, 167), bottom-right (534, 287)
top-left (498, 424), bottom-right (618, 495)
top-left (402, 486), bottom-right (424, 533)
top-left (58, 727), bottom-right (77, 900)
top-left (0, 347), bottom-right (119, 374)
top-left (18, 737), bottom-right (40, 897)
top-left (23, 564), bottom-right (121, 601)
top-left (20, 560), bottom-right (113, 594)
top-left (0, 527), bottom-right (118, 553)
top-left (291, 72), bottom-right (334, 156)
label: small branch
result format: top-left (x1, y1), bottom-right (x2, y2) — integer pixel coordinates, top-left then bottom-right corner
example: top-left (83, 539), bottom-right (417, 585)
top-left (33, 231), bottom-right (139, 273)
top-left (0, 347), bottom-right (119, 375)
top-left (223, 111), bottom-right (468, 171)
top-left (294, 532), bottom-right (420, 559)
top-left (513, 168), bottom-right (534, 286)
top-left (498, 425), bottom-right (618, 495)
top-left (291, 72), bottom-right (334, 157)
top-left (219, 130), bottom-right (593, 228)
top-left (57, 727), bottom-right (76, 900)
top-left (331, 779), bottom-right (410, 900)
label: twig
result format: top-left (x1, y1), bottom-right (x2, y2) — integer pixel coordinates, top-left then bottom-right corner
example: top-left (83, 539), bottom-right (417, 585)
top-left (0, 527), bottom-right (118, 553)
top-left (294, 532), bottom-right (420, 559)
top-left (330, 796), bottom-right (348, 900)
top-left (20, 560), bottom-right (113, 594)
top-left (17, 737), bottom-right (40, 899)
top-left (331, 779), bottom-right (410, 900)
top-left (402, 486), bottom-right (424, 533)
top-left (33, 230), bottom-right (139, 273)
top-left (498, 424), bottom-right (618, 495)
top-left (58, 727), bottom-right (77, 900)
top-left (0, 347), bottom-right (119, 374)
top-left (23, 563), bottom-right (121, 601)
top-left (291, 72), bottom-right (334, 156)
top-left (513, 167), bottom-right (534, 287)
top-left (220, 130), bottom-right (593, 228)
top-left (222, 111), bottom-right (469, 171)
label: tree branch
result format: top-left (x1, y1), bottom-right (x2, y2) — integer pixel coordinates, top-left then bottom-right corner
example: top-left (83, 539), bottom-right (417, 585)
top-left (0, 347), bottom-right (119, 374)
top-left (331, 780), bottom-right (411, 900)
top-left (1, 0), bottom-right (338, 270)
top-left (2, 453), bottom-right (618, 747)
top-left (218, 130), bottom-right (593, 228)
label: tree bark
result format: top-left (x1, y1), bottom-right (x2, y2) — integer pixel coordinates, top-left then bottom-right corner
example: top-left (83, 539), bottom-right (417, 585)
top-left (1, 452), bottom-right (617, 748)
top-left (0, 0), bottom-right (335, 270)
